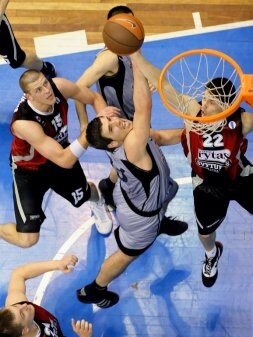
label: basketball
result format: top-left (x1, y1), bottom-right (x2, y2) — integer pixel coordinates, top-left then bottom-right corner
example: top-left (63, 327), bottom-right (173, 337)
top-left (103, 13), bottom-right (145, 55)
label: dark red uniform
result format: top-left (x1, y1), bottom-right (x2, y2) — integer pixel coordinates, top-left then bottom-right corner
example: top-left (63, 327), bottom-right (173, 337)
top-left (17, 301), bottom-right (64, 337)
top-left (9, 80), bottom-right (90, 233)
top-left (181, 108), bottom-right (253, 234)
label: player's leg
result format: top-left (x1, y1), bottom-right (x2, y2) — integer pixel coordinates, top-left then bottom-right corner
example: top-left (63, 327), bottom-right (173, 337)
top-left (193, 180), bottom-right (229, 287)
top-left (77, 249), bottom-right (135, 308)
top-left (0, 15), bottom-right (56, 77)
top-left (98, 167), bottom-right (117, 210)
top-left (0, 169), bottom-right (47, 247)
top-left (51, 161), bottom-right (112, 235)
top-left (77, 225), bottom-right (151, 308)
top-left (233, 174), bottom-right (253, 213)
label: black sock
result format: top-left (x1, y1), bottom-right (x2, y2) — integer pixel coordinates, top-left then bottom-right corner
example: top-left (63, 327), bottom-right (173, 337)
top-left (105, 177), bottom-right (115, 190)
top-left (86, 280), bottom-right (107, 293)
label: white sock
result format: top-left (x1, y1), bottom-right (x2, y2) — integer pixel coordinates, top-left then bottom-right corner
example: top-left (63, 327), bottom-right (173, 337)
top-left (205, 245), bottom-right (217, 258)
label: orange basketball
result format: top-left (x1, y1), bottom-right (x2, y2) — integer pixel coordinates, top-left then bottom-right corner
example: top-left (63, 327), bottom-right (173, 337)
top-left (102, 13), bottom-right (145, 55)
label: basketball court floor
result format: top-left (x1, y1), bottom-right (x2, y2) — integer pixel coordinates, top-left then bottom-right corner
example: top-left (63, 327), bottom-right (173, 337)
top-left (1, 19), bottom-right (253, 337)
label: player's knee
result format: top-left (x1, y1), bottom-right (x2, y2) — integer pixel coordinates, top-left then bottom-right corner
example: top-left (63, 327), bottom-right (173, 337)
top-left (17, 233), bottom-right (39, 248)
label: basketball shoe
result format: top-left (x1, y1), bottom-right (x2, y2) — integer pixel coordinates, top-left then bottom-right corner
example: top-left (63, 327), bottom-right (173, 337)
top-left (90, 192), bottom-right (113, 235)
top-left (159, 216), bottom-right (188, 236)
top-left (76, 284), bottom-right (119, 309)
top-left (202, 241), bottom-right (223, 287)
top-left (41, 61), bottom-right (57, 79)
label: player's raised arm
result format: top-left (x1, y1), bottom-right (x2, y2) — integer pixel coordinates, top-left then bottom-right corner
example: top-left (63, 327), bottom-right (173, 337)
top-left (5, 256), bottom-right (78, 306)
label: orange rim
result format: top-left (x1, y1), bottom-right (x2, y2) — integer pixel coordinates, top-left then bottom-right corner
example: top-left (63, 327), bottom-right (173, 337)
top-left (158, 49), bottom-right (244, 123)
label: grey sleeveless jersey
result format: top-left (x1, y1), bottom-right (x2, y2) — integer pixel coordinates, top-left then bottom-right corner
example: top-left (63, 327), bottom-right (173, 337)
top-left (109, 138), bottom-right (178, 250)
top-left (96, 52), bottom-right (134, 120)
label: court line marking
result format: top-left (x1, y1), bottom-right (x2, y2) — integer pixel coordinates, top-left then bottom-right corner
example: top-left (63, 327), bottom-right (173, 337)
top-left (33, 177), bottom-right (191, 305)
top-left (36, 19), bottom-right (253, 57)
top-left (1, 19), bottom-right (252, 64)
top-left (192, 12), bottom-right (203, 29)
top-left (33, 217), bottom-right (94, 305)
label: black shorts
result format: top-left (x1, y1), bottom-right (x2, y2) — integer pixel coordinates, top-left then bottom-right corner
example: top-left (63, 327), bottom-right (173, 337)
top-left (13, 161), bottom-right (90, 233)
top-left (194, 174), bottom-right (253, 235)
top-left (0, 15), bottom-right (26, 68)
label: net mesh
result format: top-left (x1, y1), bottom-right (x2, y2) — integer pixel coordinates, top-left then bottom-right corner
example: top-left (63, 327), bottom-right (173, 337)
top-left (183, 118), bottom-right (227, 135)
top-left (161, 51), bottom-right (242, 134)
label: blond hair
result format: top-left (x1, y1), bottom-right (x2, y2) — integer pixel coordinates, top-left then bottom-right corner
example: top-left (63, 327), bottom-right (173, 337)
top-left (19, 69), bottom-right (42, 93)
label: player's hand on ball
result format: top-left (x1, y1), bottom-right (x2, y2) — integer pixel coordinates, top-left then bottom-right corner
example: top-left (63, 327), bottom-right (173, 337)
top-left (71, 319), bottom-right (92, 337)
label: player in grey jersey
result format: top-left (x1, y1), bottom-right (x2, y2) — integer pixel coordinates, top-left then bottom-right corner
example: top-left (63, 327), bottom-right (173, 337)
top-left (76, 58), bottom-right (188, 308)
top-left (75, 5), bottom-right (157, 210)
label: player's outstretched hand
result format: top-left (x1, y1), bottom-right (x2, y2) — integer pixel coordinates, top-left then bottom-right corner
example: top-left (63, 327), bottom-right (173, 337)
top-left (98, 106), bottom-right (120, 117)
top-left (71, 319), bottom-right (92, 337)
top-left (58, 255), bottom-right (78, 273)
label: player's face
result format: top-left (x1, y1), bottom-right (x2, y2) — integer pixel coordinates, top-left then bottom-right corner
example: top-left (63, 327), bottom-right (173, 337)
top-left (9, 303), bottom-right (35, 330)
top-left (201, 90), bottom-right (224, 116)
top-left (26, 73), bottom-right (56, 106)
top-left (101, 116), bottom-right (132, 143)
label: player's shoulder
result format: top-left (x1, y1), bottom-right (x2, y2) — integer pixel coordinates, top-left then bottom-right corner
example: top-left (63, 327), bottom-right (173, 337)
top-left (97, 48), bottom-right (117, 58)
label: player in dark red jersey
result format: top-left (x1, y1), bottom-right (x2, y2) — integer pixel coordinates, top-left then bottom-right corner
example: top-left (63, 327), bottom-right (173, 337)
top-left (0, 0), bottom-right (56, 78)
top-left (0, 70), bottom-right (119, 248)
top-left (0, 255), bottom-right (92, 337)
top-left (130, 51), bottom-right (253, 288)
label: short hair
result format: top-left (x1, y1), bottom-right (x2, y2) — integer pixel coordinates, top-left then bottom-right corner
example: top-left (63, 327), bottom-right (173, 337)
top-left (19, 69), bottom-right (42, 93)
top-left (0, 308), bottom-right (23, 337)
top-left (107, 5), bottom-right (134, 19)
top-left (86, 117), bottom-right (115, 152)
top-left (206, 77), bottom-right (236, 104)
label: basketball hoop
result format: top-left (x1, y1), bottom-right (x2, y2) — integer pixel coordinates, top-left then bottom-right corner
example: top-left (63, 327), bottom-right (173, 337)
top-left (158, 49), bottom-right (253, 134)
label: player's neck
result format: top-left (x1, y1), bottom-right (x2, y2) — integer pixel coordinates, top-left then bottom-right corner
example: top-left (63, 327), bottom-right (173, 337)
top-left (28, 100), bottom-right (54, 115)
top-left (23, 321), bottom-right (40, 337)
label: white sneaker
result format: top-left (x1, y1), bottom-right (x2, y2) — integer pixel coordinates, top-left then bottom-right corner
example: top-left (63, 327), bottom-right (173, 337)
top-left (90, 196), bottom-right (113, 235)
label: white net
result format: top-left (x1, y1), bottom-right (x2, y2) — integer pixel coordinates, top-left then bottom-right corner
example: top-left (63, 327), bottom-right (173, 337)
top-left (183, 118), bottom-right (227, 135)
top-left (161, 50), bottom-right (242, 134)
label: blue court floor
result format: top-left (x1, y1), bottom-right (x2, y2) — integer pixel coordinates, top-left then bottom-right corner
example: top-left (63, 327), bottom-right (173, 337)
top-left (1, 22), bottom-right (253, 337)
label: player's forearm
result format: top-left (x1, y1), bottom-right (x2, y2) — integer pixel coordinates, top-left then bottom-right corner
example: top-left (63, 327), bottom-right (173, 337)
top-left (11, 260), bottom-right (64, 282)
top-left (150, 128), bottom-right (183, 146)
top-left (133, 62), bottom-right (152, 124)
top-left (131, 52), bottom-right (161, 89)
top-left (75, 100), bottom-right (88, 132)
top-left (56, 134), bottom-right (88, 168)
top-left (92, 92), bottom-right (107, 115)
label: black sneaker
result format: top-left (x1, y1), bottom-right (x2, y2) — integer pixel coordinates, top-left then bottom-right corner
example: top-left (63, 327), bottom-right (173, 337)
top-left (76, 286), bottom-right (119, 309)
top-left (41, 61), bottom-right (57, 78)
top-left (202, 241), bottom-right (223, 288)
top-left (98, 178), bottom-right (116, 211)
top-left (159, 216), bottom-right (188, 236)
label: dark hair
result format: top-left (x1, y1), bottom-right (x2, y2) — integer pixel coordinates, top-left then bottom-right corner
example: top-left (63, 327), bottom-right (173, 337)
top-left (206, 77), bottom-right (236, 104)
top-left (86, 117), bottom-right (115, 152)
top-left (107, 5), bottom-right (134, 19)
top-left (0, 308), bottom-right (23, 337)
